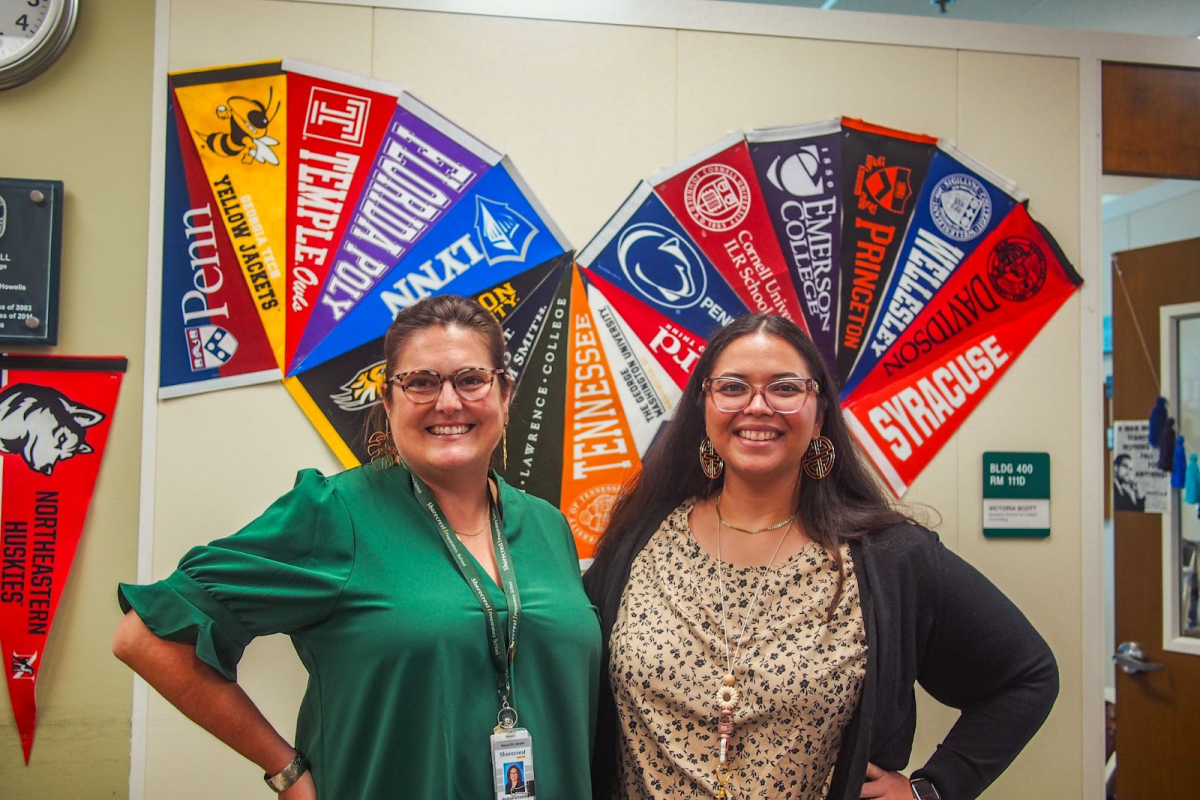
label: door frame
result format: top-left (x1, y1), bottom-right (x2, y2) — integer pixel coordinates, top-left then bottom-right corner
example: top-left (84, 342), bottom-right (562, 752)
top-left (1159, 300), bottom-right (1200, 657)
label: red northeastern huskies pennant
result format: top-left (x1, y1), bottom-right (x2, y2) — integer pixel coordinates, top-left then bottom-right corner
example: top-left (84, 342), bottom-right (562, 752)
top-left (0, 355), bottom-right (125, 762)
top-left (283, 61), bottom-right (403, 372)
top-left (844, 206), bottom-right (1081, 495)
top-left (651, 134), bottom-right (808, 328)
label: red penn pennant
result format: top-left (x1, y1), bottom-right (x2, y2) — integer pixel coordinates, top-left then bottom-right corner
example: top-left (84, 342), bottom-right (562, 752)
top-left (0, 355), bottom-right (126, 763)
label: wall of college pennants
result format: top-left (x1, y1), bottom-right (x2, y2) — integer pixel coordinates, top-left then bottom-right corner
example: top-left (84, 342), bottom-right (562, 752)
top-left (159, 59), bottom-right (1082, 561)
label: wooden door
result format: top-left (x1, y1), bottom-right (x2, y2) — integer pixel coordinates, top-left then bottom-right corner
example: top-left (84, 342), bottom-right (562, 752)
top-left (1110, 237), bottom-right (1200, 798)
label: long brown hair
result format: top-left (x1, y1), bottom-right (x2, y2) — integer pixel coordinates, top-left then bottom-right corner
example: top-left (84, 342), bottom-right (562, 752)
top-left (363, 295), bottom-right (513, 462)
top-left (597, 314), bottom-right (911, 615)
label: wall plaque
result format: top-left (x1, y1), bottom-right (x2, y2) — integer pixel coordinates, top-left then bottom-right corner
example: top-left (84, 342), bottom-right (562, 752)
top-left (0, 179), bottom-right (63, 345)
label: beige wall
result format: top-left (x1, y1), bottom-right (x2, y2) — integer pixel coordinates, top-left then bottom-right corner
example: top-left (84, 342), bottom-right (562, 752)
top-left (0, 0), bottom-right (155, 793)
top-left (135, 2), bottom-right (1088, 798)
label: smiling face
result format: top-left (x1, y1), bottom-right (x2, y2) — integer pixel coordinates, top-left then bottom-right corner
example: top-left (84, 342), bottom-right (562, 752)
top-left (703, 331), bottom-right (822, 486)
top-left (382, 324), bottom-right (510, 486)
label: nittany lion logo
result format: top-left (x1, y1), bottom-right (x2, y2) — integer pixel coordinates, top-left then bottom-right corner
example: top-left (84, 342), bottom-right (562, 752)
top-left (0, 384), bottom-right (105, 476)
top-left (616, 223), bottom-right (708, 310)
top-left (331, 361), bottom-right (387, 413)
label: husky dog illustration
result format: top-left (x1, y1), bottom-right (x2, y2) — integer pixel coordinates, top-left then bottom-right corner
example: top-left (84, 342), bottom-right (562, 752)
top-left (0, 384), bottom-right (105, 476)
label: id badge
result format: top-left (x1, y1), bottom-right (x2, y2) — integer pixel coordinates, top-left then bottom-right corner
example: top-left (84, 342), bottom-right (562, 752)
top-left (490, 727), bottom-right (535, 799)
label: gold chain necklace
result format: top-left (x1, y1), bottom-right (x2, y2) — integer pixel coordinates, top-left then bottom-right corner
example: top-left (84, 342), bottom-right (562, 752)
top-left (715, 494), bottom-right (795, 534)
top-left (453, 518), bottom-right (490, 538)
top-left (712, 507), bottom-right (793, 799)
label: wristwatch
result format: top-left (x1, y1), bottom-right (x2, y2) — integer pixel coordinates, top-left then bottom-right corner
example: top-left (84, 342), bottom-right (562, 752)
top-left (264, 751), bottom-right (308, 793)
top-left (910, 777), bottom-right (941, 799)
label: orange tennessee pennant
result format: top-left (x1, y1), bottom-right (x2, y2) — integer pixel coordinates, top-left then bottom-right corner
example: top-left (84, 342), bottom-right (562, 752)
top-left (560, 266), bottom-right (642, 561)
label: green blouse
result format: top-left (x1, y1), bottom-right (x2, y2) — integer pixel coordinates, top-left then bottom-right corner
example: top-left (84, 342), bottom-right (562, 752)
top-left (119, 464), bottom-right (600, 799)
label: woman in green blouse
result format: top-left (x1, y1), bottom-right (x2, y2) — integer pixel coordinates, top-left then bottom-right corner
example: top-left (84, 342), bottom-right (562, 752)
top-left (113, 295), bottom-right (600, 799)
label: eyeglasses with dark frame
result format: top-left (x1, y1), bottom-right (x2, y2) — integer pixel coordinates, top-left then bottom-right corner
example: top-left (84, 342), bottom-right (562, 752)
top-left (387, 367), bottom-right (504, 403)
top-left (702, 376), bottom-right (819, 415)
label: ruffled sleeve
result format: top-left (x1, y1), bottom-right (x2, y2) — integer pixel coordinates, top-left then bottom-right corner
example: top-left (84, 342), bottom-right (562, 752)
top-left (118, 469), bottom-right (355, 681)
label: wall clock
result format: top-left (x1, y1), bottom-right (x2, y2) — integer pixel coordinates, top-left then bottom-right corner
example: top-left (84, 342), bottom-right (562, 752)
top-left (0, 0), bottom-right (78, 91)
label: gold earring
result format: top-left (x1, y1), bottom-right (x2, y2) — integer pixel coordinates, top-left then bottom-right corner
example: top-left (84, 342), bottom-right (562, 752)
top-left (368, 418), bottom-right (401, 470)
top-left (699, 437), bottom-right (724, 480)
top-left (802, 435), bottom-right (835, 480)
top-left (502, 425), bottom-right (508, 472)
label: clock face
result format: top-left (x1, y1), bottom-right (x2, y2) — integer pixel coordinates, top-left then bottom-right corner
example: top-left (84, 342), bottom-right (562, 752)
top-left (0, 0), bottom-right (75, 87)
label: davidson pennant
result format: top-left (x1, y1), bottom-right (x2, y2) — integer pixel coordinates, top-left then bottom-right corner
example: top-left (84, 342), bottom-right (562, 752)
top-left (843, 205), bottom-right (1082, 495)
top-left (0, 355), bottom-right (125, 763)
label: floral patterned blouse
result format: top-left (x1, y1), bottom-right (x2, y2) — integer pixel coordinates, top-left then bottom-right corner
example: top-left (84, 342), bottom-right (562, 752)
top-left (609, 500), bottom-right (867, 798)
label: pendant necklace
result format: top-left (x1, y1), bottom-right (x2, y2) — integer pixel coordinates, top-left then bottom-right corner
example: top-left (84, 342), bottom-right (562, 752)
top-left (711, 500), bottom-right (793, 799)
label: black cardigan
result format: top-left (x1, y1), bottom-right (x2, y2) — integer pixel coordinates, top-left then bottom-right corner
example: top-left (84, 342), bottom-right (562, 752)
top-left (582, 505), bottom-right (1059, 800)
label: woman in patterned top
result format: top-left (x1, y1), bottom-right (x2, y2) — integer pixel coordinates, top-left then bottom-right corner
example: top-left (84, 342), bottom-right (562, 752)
top-left (584, 313), bottom-right (1058, 800)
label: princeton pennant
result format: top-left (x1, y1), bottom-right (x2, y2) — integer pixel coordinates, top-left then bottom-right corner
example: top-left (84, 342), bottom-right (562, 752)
top-left (0, 355), bottom-right (126, 763)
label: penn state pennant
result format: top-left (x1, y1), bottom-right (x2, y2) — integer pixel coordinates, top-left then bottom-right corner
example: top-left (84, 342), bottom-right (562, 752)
top-left (0, 354), bottom-right (126, 763)
top-left (577, 182), bottom-right (748, 342)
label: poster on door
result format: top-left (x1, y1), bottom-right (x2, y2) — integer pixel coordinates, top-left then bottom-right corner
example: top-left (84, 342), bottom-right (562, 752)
top-left (1112, 420), bottom-right (1169, 514)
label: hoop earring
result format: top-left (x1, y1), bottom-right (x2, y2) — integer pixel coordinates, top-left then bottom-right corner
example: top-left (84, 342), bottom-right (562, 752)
top-left (699, 437), bottom-right (724, 480)
top-left (802, 435), bottom-right (836, 480)
top-left (368, 418), bottom-right (401, 470)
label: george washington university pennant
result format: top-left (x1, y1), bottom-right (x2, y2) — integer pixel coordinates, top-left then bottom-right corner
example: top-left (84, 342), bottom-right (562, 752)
top-left (0, 354), bottom-right (125, 763)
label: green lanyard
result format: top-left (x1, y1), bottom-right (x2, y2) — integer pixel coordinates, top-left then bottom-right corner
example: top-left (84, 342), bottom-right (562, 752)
top-left (411, 472), bottom-right (522, 726)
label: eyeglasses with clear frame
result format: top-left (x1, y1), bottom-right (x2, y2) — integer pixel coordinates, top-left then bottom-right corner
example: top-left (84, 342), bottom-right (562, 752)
top-left (387, 367), bottom-right (504, 403)
top-left (702, 376), bottom-right (819, 414)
